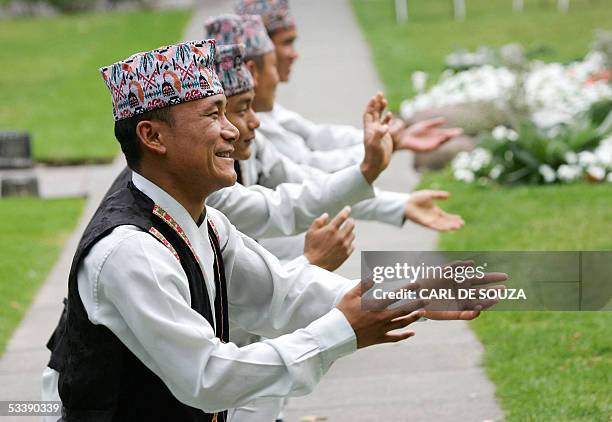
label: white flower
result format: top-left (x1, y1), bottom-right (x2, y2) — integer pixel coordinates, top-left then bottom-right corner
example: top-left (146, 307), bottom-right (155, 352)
top-left (607, 172), bottom-right (612, 183)
top-left (557, 164), bottom-right (582, 182)
top-left (489, 165), bottom-right (503, 180)
top-left (564, 151), bottom-right (578, 165)
top-left (595, 147), bottom-right (612, 167)
top-left (454, 169), bottom-right (475, 183)
top-left (593, 139), bottom-right (612, 168)
top-left (539, 164), bottom-right (556, 183)
top-left (506, 129), bottom-right (519, 142)
top-left (491, 126), bottom-right (519, 142)
top-left (578, 151), bottom-right (597, 167)
top-left (452, 151), bottom-right (471, 171)
top-left (492, 126), bottom-right (508, 141)
top-left (411, 71), bottom-right (429, 94)
top-left (587, 165), bottom-right (606, 181)
top-left (469, 148), bottom-right (492, 171)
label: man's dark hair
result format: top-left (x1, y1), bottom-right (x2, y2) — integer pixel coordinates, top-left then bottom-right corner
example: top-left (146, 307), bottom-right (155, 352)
top-left (114, 107), bottom-right (173, 170)
top-left (246, 54), bottom-right (266, 71)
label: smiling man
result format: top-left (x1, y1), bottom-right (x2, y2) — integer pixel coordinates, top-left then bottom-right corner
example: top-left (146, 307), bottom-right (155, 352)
top-left (205, 13), bottom-right (465, 264)
top-left (40, 39), bottom-right (505, 422)
top-left (234, 0), bottom-right (464, 173)
top-left (42, 39), bottom-right (441, 422)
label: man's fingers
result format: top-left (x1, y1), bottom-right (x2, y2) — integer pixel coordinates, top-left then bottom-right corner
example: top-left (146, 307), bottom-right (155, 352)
top-left (339, 218), bottom-right (356, 236)
top-left (430, 219), bottom-right (464, 232)
top-left (386, 308), bottom-right (426, 331)
top-left (364, 281), bottom-right (422, 310)
top-left (382, 111), bottom-right (393, 125)
top-left (426, 310), bottom-right (481, 320)
top-left (467, 285), bottom-right (507, 310)
top-left (365, 95), bottom-right (378, 113)
top-left (428, 190), bottom-right (450, 200)
top-left (422, 117), bottom-right (446, 128)
top-left (444, 260), bottom-right (475, 270)
top-left (442, 127), bottom-right (464, 138)
top-left (434, 213), bottom-right (465, 232)
top-left (386, 297), bottom-right (429, 319)
top-left (331, 206), bottom-right (352, 229)
top-left (311, 213), bottom-right (329, 228)
top-left (381, 97), bottom-right (389, 111)
top-left (347, 244), bottom-right (355, 257)
top-left (360, 275), bottom-right (376, 294)
top-left (363, 95), bottom-right (380, 125)
top-left (383, 329), bottom-right (416, 343)
top-left (469, 272), bottom-right (509, 286)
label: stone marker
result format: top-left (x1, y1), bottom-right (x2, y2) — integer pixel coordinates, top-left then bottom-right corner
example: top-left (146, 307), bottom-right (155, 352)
top-left (1, 175), bottom-right (39, 197)
top-left (0, 132), bottom-right (33, 169)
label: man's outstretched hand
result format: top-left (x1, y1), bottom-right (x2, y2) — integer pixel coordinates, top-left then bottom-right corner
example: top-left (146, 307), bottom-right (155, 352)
top-left (337, 278), bottom-right (426, 349)
top-left (420, 261), bottom-right (508, 320)
top-left (391, 117), bottom-right (463, 152)
top-left (404, 190), bottom-right (465, 232)
top-left (304, 207), bottom-right (355, 271)
top-left (361, 92), bottom-right (394, 184)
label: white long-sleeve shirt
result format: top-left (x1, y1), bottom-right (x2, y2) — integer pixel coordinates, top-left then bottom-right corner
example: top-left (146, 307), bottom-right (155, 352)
top-left (42, 171), bottom-right (358, 415)
top-left (206, 164), bottom-right (374, 239)
top-left (270, 102), bottom-right (364, 151)
top-left (257, 104), bottom-right (364, 173)
top-left (245, 134), bottom-right (410, 228)
top-left (239, 134), bottom-right (409, 262)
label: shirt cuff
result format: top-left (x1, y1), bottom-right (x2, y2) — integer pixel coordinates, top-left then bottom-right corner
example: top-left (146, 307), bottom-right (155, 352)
top-left (283, 254), bottom-right (311, 271)
top-left (330, 164), bottom-right (375, 205)
top-left (373, 190), bottom-right (411, 227)
top-left (306, 308), bottom-right (357, 370)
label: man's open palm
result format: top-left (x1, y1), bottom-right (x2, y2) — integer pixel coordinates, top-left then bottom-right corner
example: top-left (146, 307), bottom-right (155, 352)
top-left (404, 190), bottom-right (465, 232)
top-left (393, 117), bottom-right (463, 152)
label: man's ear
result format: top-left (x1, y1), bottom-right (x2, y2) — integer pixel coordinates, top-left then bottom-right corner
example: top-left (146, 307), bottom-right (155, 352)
top-left (246, 60), bottom-right (259, 87)
top-left (135, 120), bottom-right (168, 156)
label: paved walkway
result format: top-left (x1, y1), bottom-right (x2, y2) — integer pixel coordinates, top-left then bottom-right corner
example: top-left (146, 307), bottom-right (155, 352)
top-left (0, 157), bottom-right (125, 422)
top-left (0, 2), bottom-right (502, 421)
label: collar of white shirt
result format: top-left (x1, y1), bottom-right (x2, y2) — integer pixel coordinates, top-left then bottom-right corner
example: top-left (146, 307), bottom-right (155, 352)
top-left (131, 171), bottom-right (218, 312)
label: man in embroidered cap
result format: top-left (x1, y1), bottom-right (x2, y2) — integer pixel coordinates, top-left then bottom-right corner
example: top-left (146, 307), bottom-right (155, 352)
top-left (43, 37), bottom-right (506, 422)
top-left (94, 38), bottom-right (398, 273)
top-left (234, 0), bottom-right (464, 173)
top-left (42, 38), bottom-right (503, 422)
top-left (205, 14), bottom-right (465, 266)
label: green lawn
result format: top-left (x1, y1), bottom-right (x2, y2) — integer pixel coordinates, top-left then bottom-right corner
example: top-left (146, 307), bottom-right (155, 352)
top-left (420, 172), bottom-right (612, 421)
top-left (351, 0), bottom-right (612, 111)
top-left (0, 9), bottom-right (190, 163)
top-left (0, 198), bottom-right (84, 355)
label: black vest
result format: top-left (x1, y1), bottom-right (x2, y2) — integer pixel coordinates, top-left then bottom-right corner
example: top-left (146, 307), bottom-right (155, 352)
top-left (47, 175), bottom-right (229, 422)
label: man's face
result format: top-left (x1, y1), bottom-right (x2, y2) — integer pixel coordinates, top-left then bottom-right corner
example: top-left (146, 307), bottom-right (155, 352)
top-left (270, 27), bottom-right (298, 82)
top-left (251, 52), bottom-right (280, 112)
top-left (226, 89), bottom-right (260, 161)
top-left (162, 95), bottom-right (239, 194)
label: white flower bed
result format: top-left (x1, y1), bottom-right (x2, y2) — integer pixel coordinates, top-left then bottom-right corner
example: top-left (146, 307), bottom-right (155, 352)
top-left (401, 52), bottom-right (612, 129)
top-left (451, 129), bottom-right (612, 185)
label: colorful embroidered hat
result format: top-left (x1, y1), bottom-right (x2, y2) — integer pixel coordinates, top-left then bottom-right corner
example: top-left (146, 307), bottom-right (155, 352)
top-left (100, 40), bottom-right (224, 121)
top-left (205, 14), bottom-right (274, 58)
top-left (204, 14), bottom-right (244, 48)
top-left (234, 0), bottom-right (296, 33)
top-left (215, 44), bottom-right (254, 97)
top-left (241, 15), bottom-right (275, 57)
